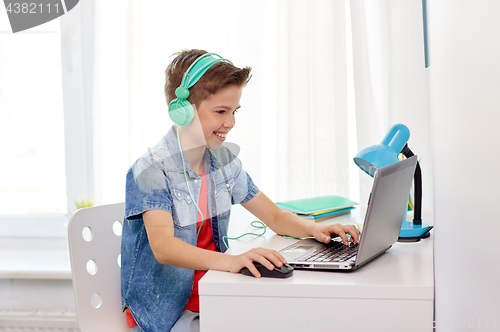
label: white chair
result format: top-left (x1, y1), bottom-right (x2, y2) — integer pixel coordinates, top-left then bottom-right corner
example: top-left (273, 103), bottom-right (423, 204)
top-left (68, 202), bottom-right (130, 332)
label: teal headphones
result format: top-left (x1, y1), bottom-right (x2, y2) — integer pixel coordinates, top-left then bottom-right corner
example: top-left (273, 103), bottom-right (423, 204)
top-left (171, 52), bottom-right (232, 239)
top-left (170, 52), bottom-right (271, 246)
top-left (168, 53), bottom-right (232, 126)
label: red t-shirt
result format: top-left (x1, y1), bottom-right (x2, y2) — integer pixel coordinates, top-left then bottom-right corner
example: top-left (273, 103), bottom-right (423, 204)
top-left (126, 167), bottom-right (214, 327)
top-left (184, 167), bottom-right (215, 311)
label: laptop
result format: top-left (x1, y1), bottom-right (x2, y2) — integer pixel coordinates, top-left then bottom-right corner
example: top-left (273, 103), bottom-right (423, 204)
top-left (279, 156), bottom-right (417, 271)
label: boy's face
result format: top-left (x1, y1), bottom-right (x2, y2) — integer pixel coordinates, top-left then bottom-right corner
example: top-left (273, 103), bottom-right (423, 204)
top-left (196, 85), bottom-right (242, 151)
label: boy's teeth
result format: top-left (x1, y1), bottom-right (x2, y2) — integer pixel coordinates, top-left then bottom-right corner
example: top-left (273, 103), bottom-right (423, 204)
top-left (215, 132), bottom-right (226, 138)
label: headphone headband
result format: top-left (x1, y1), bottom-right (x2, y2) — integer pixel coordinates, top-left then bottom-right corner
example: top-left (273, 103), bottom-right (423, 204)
top-left (181, 53), bottom-right (232, 88)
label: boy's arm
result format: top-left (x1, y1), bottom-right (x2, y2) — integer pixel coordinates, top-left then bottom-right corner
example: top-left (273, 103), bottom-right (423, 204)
top-left (142, 209), bottom-right (287, 277)
top-left (241, 191), bottom-right (359, 245)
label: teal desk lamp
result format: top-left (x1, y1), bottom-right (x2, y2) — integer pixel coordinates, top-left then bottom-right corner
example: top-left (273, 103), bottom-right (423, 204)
top-left (354, 124), bottom-right (431, 240)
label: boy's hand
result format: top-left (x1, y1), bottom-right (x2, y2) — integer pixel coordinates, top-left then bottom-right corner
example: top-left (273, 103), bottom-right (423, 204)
top-left (311, 223), bottom-right (360, 246)
top-left (228, 247), bottom-right (287, 278)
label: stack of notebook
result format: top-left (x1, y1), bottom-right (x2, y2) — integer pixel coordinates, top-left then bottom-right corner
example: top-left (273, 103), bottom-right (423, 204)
top-left (276, 195), bottom-right (358, 222)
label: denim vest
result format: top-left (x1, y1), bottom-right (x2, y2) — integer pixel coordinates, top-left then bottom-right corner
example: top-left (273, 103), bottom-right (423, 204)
top-left (121, 126), bottom-right (258, 332)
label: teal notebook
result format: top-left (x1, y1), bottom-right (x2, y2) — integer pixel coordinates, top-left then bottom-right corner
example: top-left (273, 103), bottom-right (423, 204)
top-left (300, 207), bottom-right (355, 220)
top-left (276, 195), bottom-right (358, 215)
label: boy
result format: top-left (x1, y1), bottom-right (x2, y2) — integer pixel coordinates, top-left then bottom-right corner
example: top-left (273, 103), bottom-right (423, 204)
top-left (121, 49), bottom-right (359, 332)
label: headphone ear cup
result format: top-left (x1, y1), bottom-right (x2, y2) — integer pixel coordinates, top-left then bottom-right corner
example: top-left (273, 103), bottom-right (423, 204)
top-left (168, 98), bottom-right (195, 126)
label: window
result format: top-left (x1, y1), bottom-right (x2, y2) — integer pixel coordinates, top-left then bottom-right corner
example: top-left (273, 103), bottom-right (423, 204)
top-left (0, 16), bottom-right (67, 215)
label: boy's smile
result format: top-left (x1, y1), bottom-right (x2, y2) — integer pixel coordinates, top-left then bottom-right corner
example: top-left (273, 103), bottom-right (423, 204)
top-left (197, 85), bottom-right (242, 151)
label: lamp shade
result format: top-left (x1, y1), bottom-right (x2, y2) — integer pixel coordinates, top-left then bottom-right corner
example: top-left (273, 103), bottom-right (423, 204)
top-left (353, 124), bottom-right (410, 177)
top-left (353, 123), bottom-right (431, 240)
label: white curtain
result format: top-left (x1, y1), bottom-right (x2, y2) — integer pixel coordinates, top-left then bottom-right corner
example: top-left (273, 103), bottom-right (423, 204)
top-left (86, 0), bottom-right (431, 211)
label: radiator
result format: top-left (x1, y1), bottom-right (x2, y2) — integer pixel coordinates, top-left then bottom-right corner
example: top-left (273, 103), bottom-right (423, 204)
top-left (0, 329), bottom-right (78, 332)
top-left (0, 315), bottom-right (79, 332)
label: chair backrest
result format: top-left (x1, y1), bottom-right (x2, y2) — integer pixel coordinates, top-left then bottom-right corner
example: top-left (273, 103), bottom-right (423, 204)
top-left (68, 202), bottom-right (130, 332)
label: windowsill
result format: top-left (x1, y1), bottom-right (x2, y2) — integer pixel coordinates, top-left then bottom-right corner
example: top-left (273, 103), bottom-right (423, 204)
top-left (0, 237), bottom-right (72, 280)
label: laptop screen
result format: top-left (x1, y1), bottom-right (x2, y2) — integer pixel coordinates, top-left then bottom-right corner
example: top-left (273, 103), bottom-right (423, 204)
top-left (355, 156), bottom-right (417, 268)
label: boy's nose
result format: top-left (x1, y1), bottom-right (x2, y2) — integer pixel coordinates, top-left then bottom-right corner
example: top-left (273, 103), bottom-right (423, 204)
top-left (224, 114), bottom-right (235, 129)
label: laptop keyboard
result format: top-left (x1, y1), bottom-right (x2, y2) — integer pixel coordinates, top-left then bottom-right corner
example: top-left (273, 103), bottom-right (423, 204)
top-left (298, 241), bottom-right (358, 262)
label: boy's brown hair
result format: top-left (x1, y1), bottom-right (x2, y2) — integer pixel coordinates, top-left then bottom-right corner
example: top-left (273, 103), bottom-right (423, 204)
top-left (164, 49), bottom-right (252, 107)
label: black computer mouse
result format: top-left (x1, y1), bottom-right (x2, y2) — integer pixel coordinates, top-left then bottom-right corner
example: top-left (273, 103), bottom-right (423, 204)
top-left (240, 262), bottom-right (294, 278)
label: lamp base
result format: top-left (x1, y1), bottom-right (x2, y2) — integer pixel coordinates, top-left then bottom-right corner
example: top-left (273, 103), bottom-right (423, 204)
top-left (399, 221), bottom-right (431, 239)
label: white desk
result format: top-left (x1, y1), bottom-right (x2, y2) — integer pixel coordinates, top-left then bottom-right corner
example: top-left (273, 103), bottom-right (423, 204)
top-left (199, 207), bottom-right (434, 332)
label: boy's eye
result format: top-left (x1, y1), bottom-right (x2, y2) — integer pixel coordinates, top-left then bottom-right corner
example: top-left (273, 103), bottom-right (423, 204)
top-left (216, 109), bottom-right (238, 115)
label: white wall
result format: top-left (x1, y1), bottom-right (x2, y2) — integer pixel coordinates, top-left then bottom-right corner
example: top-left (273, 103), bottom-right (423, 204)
top-left (428, 0), bottom-right (500, 330)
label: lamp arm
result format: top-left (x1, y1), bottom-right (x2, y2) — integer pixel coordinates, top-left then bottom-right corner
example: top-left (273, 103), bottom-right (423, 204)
top-left (401, 144), bottom-right (422, 224)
